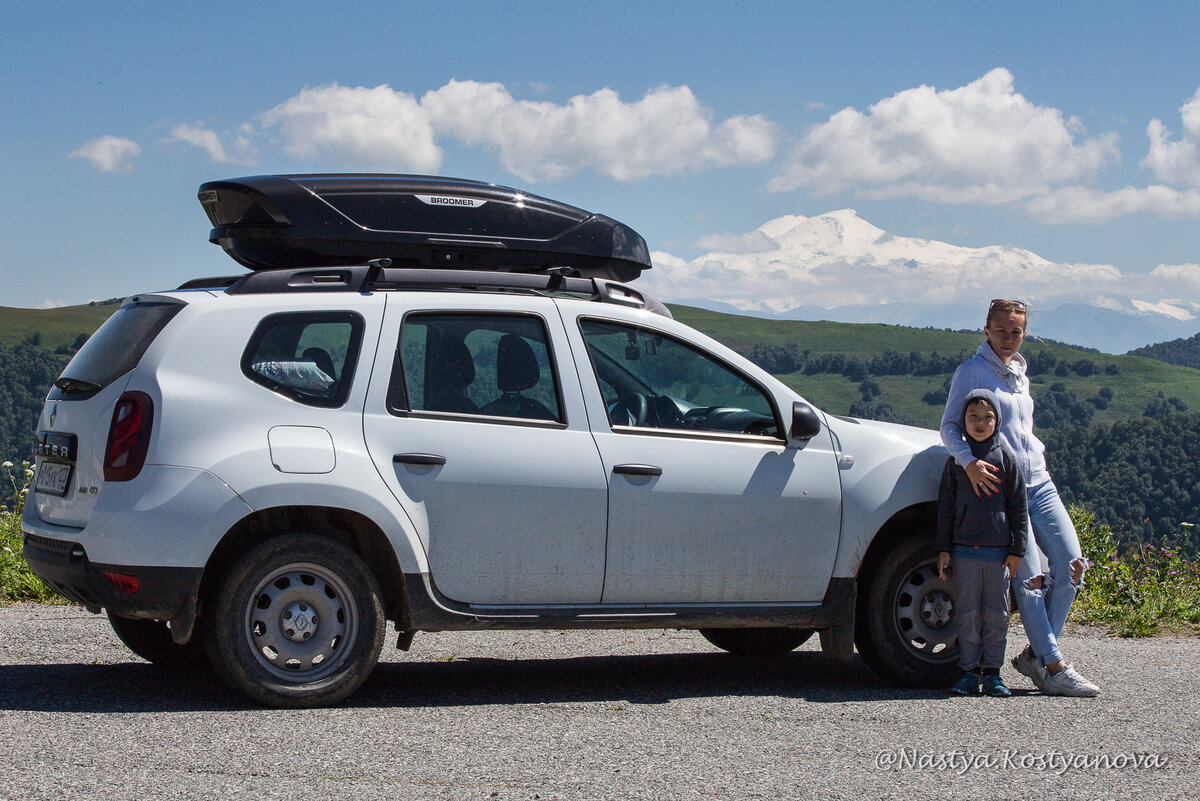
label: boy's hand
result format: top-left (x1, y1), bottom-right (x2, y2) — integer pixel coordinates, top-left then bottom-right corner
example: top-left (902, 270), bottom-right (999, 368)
top-left (937, 552), bottom-right (950, 580)
top-left (1002, 554), bottom-right (1022, 578)
top-left (965, 459), bottom-right (1001, 497)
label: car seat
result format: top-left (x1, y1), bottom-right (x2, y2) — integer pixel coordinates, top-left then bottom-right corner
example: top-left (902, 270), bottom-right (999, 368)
top-left (425, 338), bottom-right (479, 414)
top-left (302, 347), bottom-right (337, 381)
top-left (479, 334), bottom-right (557, 420)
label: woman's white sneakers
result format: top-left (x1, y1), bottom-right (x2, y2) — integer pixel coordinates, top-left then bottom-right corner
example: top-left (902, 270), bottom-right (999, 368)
top-left (1041, 664), bottom-right (1101, 697)
top-left (1011, 645), bottom-right (1100, 696)
top-left (1011, 645), bottom-right (1048, 689)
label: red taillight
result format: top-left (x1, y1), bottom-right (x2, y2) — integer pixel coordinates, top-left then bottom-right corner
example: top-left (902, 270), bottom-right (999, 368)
top-left (102, 571), bottom-right (140, 594)
top-left (104, 391), bottom-right (154, 482)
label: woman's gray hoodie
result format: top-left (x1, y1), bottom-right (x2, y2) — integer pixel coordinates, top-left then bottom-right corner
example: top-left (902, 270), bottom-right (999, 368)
top-left (935, 388), bottom-right (1029, 557)
top-left (939, 342), bottom-right (1049, 488)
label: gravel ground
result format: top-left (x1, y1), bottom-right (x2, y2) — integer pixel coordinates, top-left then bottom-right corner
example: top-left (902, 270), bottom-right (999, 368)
top-left (0, 603), bottom-right (1196, 801)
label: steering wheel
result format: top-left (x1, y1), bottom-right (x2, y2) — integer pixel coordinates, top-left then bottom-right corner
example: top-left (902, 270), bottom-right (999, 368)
top-left (742, 418), bottom-right (773, 436)
top-left (609, 392), bottom-right (649, 426)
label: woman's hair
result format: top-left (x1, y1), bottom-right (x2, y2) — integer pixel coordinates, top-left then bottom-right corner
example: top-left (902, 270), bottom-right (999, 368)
top-left (986, 298), bottom-right (1028, 329)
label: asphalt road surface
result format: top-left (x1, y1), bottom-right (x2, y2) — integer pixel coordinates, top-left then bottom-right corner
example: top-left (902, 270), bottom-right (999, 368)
top-left (0, 604), bottom-right (1196, 800)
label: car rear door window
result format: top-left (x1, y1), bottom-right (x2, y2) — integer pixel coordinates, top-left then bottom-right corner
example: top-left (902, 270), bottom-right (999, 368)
top-left (391, 313), bottom-right (562, 423)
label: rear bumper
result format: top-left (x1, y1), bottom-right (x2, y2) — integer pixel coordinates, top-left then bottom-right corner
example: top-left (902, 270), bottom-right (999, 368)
top-left (22, 532), bottom-right (202, 620)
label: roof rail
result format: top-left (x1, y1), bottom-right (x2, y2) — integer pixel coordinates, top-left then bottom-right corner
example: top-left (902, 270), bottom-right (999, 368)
top-left (176, 275), bottom-right (243, 290)
top-left (175, 266), bottom-right (672, 318)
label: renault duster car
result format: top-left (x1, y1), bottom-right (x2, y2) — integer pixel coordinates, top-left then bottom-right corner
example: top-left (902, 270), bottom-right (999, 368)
top-left (24, 174), bottom-right (952, 707)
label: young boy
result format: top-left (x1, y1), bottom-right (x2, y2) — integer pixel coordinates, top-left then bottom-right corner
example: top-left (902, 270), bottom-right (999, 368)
top-left (936, 389), bottom-right (1028, 697)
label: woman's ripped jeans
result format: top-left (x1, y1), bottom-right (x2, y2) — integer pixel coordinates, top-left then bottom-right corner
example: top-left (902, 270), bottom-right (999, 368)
top-left (1012, 480), bottom-right (1084, 666)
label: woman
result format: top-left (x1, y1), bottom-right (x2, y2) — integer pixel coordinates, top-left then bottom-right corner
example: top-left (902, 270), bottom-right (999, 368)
top-left (940, 299), bottom-right (1099, 697)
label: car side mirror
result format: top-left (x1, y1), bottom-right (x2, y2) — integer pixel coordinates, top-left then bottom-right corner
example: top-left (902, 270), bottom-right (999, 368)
top-left (790, 401), bottom-right (821, 441)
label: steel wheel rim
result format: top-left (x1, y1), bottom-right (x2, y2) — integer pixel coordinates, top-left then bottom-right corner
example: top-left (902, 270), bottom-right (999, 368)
top-left (891, 561), bottom-right (959, 664)
top-left (243, 561), bottom-right (359, 683)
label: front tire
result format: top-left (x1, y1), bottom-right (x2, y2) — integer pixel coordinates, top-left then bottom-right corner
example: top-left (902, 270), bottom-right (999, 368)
top-left (698, 627), bottom-right (814, 656)
top-left (107, 612), bottom-right (209, 670)
top-left (205, 534), bottom-right (385, 708)
top-left (856, 532), bottom-right (959, 687)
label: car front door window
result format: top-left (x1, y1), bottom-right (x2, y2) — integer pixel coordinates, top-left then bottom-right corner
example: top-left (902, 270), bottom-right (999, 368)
top-left (579, 319), bottom-right (780, 438)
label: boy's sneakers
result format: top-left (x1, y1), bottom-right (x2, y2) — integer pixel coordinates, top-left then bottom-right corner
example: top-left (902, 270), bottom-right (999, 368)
top-left (1041, 664), bottom-right (1100, 697)
top-left (1011, 645), bottom-right (1047, 690)
top-left (950, 672), bottom-right (981, 695)
top-left (982, 674), bottom-right (1012, 697)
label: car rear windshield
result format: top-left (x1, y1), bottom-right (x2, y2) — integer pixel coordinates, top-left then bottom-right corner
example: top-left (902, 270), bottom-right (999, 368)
top-left (49, 297), bottom-right (185, 400)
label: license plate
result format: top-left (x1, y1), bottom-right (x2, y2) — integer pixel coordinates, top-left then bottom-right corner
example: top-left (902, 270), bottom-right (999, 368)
top-left (35, 461), bottom-right (73, 497)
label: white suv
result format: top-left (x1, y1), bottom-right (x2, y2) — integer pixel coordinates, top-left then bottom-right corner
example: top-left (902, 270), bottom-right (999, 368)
top-left (23, 175), bottom-right (951, 707)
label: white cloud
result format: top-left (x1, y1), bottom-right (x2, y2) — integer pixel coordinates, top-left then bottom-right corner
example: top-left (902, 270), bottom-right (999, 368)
top-left (1147, 262), bottom-right (1200, 293)
top-left (1023, 184), bottom-right (1200, 223)
top-left (69, 135), bottom-right (141, 172)
top-left (164, 123), bottom-right (254, 165)
top-left (258, 83), bottom-right (443, 172)
top-left (1143, 87), bottom-right (1200, 187)
top-left (36, 299), bottom-right (70, 309)
top-left (421, 80), bottom-right (778, 181)
top-left (638, 210), bottom-right (1198, 322)
top-left (254, 80), bottom-right (776, 181)
top-left (768, 68), bottom-right (1119, 204)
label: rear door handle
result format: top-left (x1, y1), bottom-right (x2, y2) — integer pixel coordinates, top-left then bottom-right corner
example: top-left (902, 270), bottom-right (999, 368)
top-left (612, 463), bottom-right (662, 476)
top-left (393, 453), bottom-right (447, 466)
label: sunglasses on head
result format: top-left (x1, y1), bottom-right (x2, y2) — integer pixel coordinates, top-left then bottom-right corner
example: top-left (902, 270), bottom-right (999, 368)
top-left (990, 298), bottom-right (1027, 311)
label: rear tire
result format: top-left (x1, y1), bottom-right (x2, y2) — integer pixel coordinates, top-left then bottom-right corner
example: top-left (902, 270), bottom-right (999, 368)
top-left (204, 534), bottom-right (385, 708)
top-left (107, 612), bottom-right (209, 670)
top-left (855, 532), bottom-right (960, 687)
top-left (698, 627), bottom-right (814, 656)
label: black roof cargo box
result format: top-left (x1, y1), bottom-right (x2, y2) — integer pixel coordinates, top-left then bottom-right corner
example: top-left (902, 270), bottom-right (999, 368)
top-left (198, 174), bottom-right (651, 282)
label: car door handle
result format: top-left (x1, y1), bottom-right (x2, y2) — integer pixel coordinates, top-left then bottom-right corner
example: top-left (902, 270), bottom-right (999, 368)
top-left (393, 453), bottom-right (447, 466)
top-left (612, 463), bottom-right (662, 476)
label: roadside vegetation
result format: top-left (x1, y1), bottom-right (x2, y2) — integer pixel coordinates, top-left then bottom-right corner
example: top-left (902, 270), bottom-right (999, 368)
top-left (1071, 506), bottom-right (1200, 636)
top-left (1, 461), bottom-right (58, 603)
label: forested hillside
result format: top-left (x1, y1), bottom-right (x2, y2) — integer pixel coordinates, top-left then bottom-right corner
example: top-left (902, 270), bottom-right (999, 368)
top-left (1043, 414), bottom-right (1200, 554)
top-left (1127, 331), bottom-right (1200, 369)
top-left (0, 340), bottom-right (73, 468)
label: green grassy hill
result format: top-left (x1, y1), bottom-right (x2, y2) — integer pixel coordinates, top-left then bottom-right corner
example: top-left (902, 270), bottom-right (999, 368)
top-left (3, 299), bottom-right (1197, 434)
top-left (670, 305), bottom-right (1200, 430)
top-left (0, 301), bottom-right (120, 351)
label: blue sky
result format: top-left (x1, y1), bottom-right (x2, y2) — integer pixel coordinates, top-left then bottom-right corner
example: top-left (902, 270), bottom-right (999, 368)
top-left (3, 0), bottom-right (1200, 312)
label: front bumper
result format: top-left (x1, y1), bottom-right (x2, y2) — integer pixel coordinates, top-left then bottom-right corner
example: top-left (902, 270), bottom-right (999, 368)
top-left (22, 532), bottom-right (202, 620)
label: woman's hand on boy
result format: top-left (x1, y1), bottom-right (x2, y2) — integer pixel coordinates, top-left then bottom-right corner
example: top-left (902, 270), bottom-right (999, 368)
top-left (965, 459), bottom-right (1001, 497)
top-left (1002, 554), bottom-right (1022, 577)
top-left (936, 551), bottom-right (950, 580)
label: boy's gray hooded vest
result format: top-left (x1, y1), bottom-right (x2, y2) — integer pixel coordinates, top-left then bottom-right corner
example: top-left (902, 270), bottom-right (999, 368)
top-left (935, 388), bottom-right (1028, 556)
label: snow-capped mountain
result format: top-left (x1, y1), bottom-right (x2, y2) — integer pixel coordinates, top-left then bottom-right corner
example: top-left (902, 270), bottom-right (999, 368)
top-left (642, 210), bottom-right (1200, 354)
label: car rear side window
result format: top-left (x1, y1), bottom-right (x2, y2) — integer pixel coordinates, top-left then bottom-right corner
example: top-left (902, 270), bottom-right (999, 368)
top-left (49, 297), bottom-right (185, 400)
top-left (242, 311), bottom-right (364, 407)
